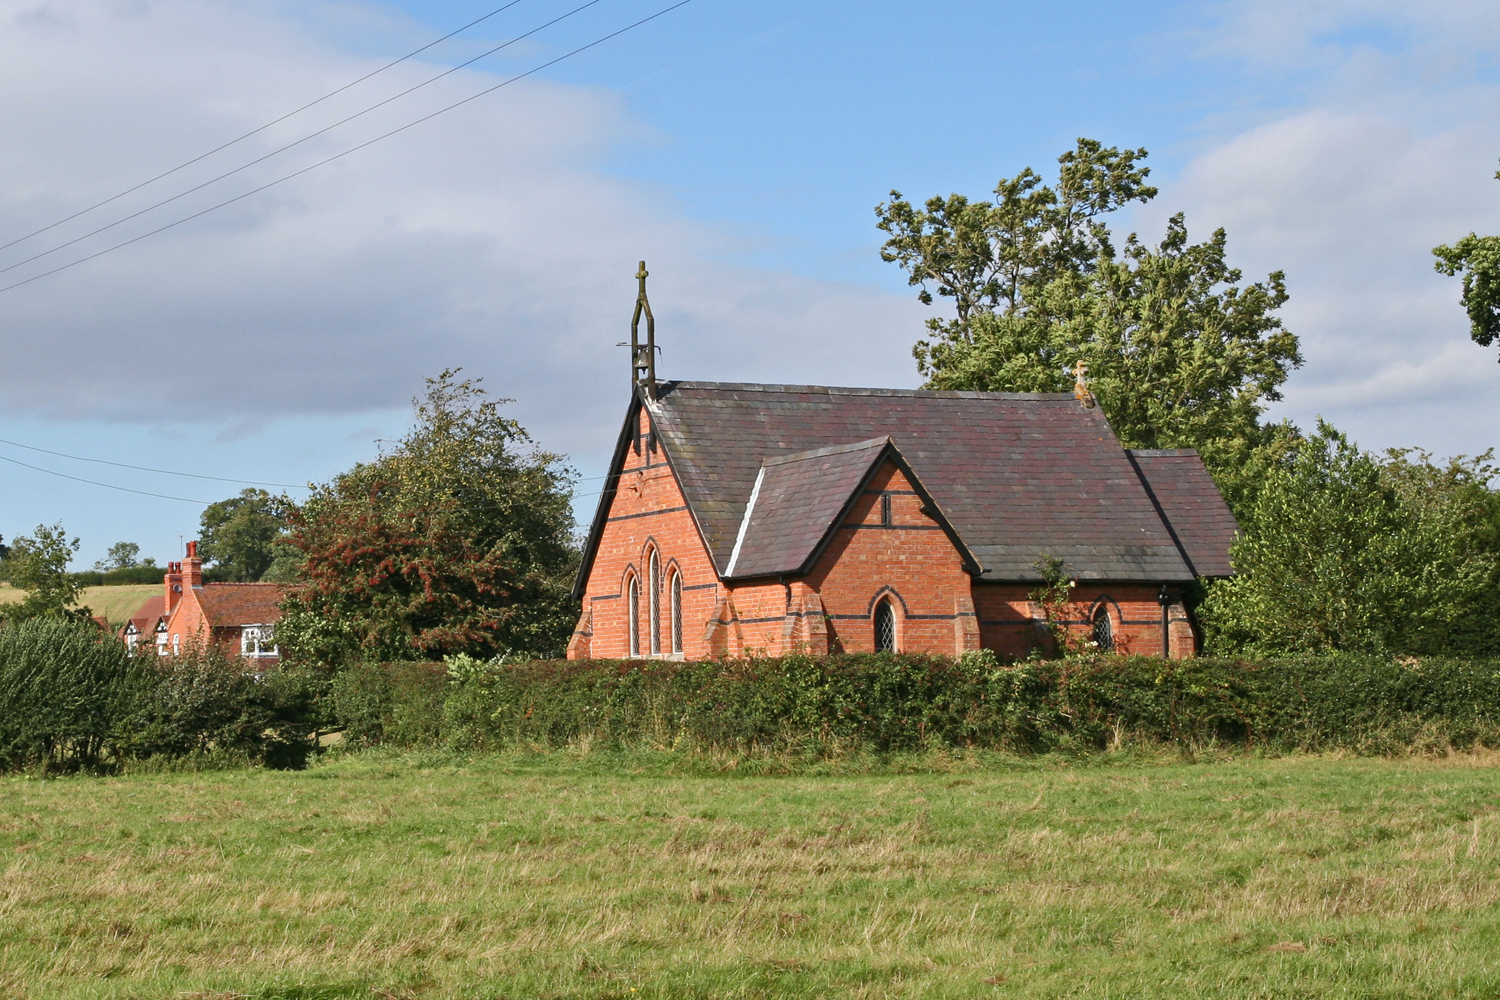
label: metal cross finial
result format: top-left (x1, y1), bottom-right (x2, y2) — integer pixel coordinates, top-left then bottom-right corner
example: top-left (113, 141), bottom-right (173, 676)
top-left (630, 259), bottom-right (657, 400)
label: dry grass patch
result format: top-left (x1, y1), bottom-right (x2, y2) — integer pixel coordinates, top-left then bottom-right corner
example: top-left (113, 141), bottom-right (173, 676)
top-left (1, 753), bottom-right (1500, 997)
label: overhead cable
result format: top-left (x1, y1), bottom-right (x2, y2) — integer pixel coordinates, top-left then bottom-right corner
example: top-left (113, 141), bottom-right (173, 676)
top-left (0, 0), bottom-right (533, 255)
top-left (0, 436), bottom-right (308, 488)
top-left (0, 0), bottom-right (609, 280)
top-left (0, 0), bottom-right (695, 296)
top-left (0, 453), bottom-right (212, 504)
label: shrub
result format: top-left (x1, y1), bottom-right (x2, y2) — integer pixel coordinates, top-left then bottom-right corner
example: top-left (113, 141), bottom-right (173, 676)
top-left (118, 646), bottom-right (323, 770)
top-left (0, 617), bottom-right (147, 772)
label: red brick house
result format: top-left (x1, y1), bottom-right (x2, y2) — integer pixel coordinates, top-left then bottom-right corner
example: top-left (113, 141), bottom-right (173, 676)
top-left (121, 541), bottom-right (282, 665)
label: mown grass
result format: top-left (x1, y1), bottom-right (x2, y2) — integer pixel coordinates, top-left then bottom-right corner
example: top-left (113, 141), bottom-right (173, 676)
top-left (3, 749), bottom-right (1500, 999)
top-left (0, 582), bottom-right (158, 625)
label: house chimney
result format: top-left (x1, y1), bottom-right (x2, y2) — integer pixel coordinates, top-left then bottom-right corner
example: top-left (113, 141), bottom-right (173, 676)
top-left (183, 540), bottom-right (204, 590)
top-left (164, 560), bottom-right (183, 613)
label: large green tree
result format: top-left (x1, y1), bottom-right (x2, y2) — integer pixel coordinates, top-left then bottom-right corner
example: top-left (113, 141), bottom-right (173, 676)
top-left (877, 139), bottom-right (1303, 497)
top-left (1433, 161), bottom-right (1500, 360)
top-left (277, 370), bottom-right (579, 664)
top-left (198, 489), bottom-right (291, 582)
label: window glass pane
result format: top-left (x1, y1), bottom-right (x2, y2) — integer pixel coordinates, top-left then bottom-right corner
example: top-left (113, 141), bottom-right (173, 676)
top-left (1092, 606), bottom-right (1113, 652)
top-left (649, 552), bottom-right (660, 655)
top-left (875, 600), bottom-right (896, 653)
top-left (628, 578), bottom-right (640, 657)
top-left (671, 574), bottom-right (683, 654)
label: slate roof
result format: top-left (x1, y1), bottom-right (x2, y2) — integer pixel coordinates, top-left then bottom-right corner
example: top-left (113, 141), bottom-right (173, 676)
top-left (195, 583), bottom-right (283, 627)
top-left (577, 381), bottom-right (1239, 592)
top-left (1126, 450), bottom-right (1239, 579)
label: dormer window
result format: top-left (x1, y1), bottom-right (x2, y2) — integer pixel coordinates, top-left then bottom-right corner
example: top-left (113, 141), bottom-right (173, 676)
top-left (155, 621), bottom-right (169, 656)
top-left (241, 625), bottom-right (278, 659)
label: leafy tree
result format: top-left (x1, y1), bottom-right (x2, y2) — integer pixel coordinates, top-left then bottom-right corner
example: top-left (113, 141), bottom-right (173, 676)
top-left (1200, 423), bottom-right (1500, 656)
top-left (199, 489), bottom-right (291, 581)
top-left (2, 523), bottom-right (91, 623)
top-left (278, 369), bottom-right (579, 664)
top-left (93, 541), bottom-right (141, 573)
top-left (877, 139), bottom-right (1302, 497)
top-left (1433, 162), bottom-right (1500, 360)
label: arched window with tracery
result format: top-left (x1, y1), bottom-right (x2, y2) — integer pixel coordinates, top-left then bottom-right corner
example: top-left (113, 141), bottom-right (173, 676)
top-left (1092, 603), bottom-right (1114, 652)
top-left (670, 571), bottom-right (683, 655)
top-left (648, 550), bottom-right (661, 656)
top-left (874, 598), bottom-right (897, 653)
top-left (627, 574), bottom-right (640, 658)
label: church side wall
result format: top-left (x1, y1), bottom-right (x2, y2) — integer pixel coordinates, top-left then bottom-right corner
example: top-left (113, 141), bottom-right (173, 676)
top-left (574, 409), bottom-right (723, 660)
top-left (971, 583), bottom-right (1187, 657)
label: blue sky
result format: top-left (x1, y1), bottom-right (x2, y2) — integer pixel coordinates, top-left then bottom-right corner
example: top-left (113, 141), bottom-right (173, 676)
top-left (1, 0), bottom-right (1498, 567)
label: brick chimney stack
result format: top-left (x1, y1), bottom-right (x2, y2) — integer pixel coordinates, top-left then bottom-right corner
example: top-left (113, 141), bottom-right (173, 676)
top-left (164, 560), bottom-right (183, 613)
top-left (183, 540), bottom-right (204, 590)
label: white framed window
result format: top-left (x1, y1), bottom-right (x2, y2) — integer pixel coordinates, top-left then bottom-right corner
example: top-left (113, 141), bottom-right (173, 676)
top-left (171, 633), bottom-right (181, 655)
top-left (156, 622), bottom-right (169, 656)
top-left (241, 624), bottom-right (278, 658)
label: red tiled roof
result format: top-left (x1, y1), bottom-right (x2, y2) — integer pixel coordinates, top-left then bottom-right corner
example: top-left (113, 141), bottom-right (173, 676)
top-left (124, 595), bottom-right (166, 635)
top-left (195, 583), bottom-right (283, 627)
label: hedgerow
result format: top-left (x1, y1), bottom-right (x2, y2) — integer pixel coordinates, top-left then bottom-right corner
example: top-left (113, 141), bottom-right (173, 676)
top-left (361, 652), bottom-right (1500, 756)
top-left (2, 621), bottom-right (1497, 772)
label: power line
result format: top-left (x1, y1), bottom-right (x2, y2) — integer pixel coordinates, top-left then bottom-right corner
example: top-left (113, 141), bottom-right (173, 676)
top-left (0, 436), bottom-right (308, 488)
top-left (0, 448), bottom-right (604, 509)
top-left (0, 0), bottom-right (608, 280)
top-left (0, 0), bottom-right (694, 295)
top-left (0, 453), bottom-right (212, 504)
top-left (0, 0), bottom-right (533, 255)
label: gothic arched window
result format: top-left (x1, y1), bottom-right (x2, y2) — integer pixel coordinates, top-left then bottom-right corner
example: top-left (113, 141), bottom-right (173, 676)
top-left (670, 571), bottom-right (683, 655)
top-left (1092, 603), bottom-right (1114, 652)
top-left (874, 599), bottom-right (897, 653)
top-left (648, 550), bottom-right (661, 656)
top-left (628, 575), bottom-right (640, 658)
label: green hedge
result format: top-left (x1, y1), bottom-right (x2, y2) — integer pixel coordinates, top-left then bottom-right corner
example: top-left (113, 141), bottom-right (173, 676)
top-left (4, 630), bottom-right (1497, 772)
top-left (0, 618), bottom-right (320, 773)
top-left (340, 653), bottom-right (1500, 755)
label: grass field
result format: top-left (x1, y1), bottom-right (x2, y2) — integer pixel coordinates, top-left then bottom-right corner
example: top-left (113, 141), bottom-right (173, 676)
top-left (3, 752), bottom-right (1500, 999)
top-left (0, 582), bottom-right (158, 624)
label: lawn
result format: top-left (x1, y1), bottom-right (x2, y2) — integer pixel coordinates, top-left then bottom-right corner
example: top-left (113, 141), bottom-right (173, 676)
top-left (2, 752), bottom-right (1499, 999)
top-left (0, 582), bottom-right (158, 624)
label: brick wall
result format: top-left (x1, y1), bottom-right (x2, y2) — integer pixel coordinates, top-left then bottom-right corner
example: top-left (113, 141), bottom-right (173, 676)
top-left (571, 408), bottom-right (722, 659)
top-left (800, 461), bottom-right (974, 655)
top-left (972, 582), bottom-right (1195, 657)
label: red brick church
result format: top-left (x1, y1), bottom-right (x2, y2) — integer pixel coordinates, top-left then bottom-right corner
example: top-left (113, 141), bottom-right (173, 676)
top-left (568, 266), bottom-right (1237, 661)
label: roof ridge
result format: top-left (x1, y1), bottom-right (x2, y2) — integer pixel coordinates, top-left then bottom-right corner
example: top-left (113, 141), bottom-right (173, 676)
top-left (660, 380), bottom-right (1075, 401)
top-left (1127, 448), bottom-right (1201, 458)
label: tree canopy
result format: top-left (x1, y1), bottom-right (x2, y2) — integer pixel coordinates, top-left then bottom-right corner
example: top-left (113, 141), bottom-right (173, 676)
top-left (1200, 424), bottom-right (1500, 656)
top-left (1, 523), bottom-right (90, 623)
top-left (1432, 162), bottom-right (1500, 361)
top-left (877, 139), bottom-right (1303, 490)
top-left (277, 370), bottom-right (579, 664)
top-left (199, 489), bottom-right (292, 582)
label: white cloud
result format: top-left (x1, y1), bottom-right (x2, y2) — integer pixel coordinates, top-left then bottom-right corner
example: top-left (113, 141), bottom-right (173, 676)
top-left (0, 0), bottom-right (926, 459)
top-left (1143, 0), bottom-right (1500, 456)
